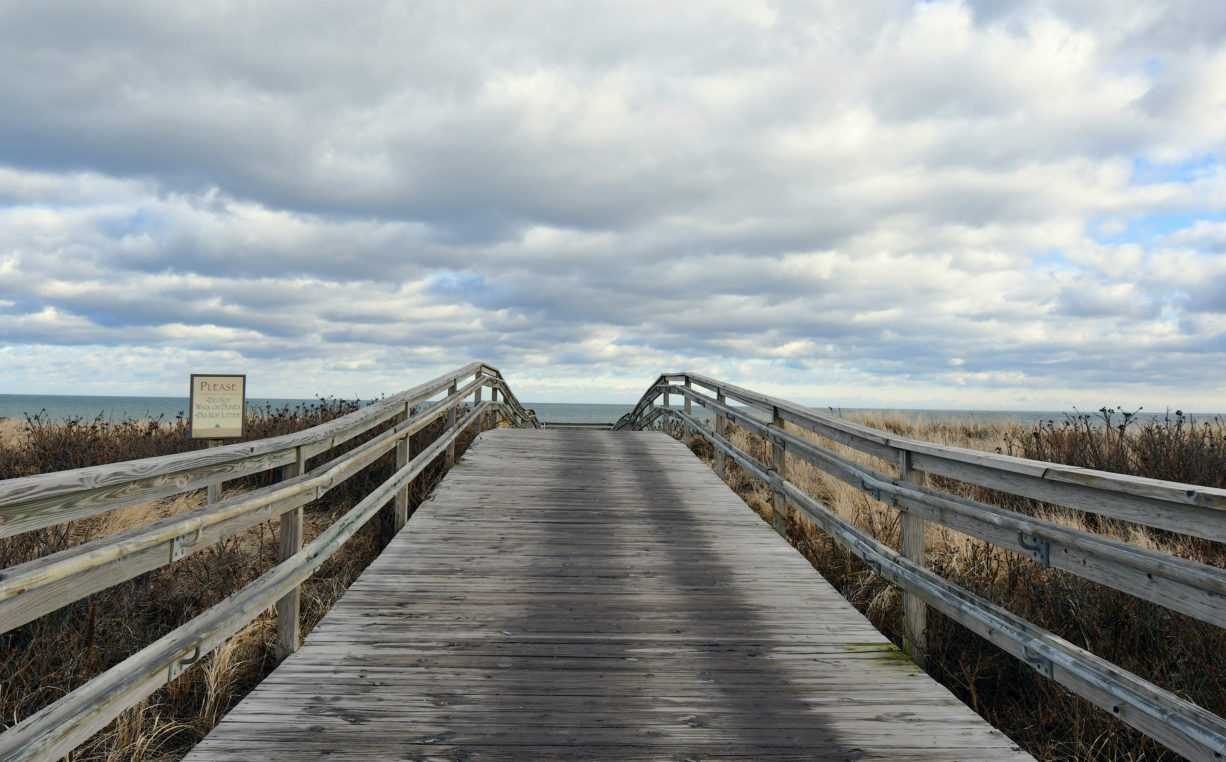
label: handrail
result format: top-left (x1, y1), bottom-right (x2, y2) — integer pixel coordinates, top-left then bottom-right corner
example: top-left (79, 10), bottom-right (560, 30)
top-left (0, 379), bottom-right (474, 634)
top-left (620, 373), bottom-right (1226, 540)
top-left (0, 362), bottom-right (537, 539)
top-left (0, 363), bottom-right (539, 761)
top-left (658, 383), bottom-right (1226, 628)
top-left (618, 373), bottom-right (1226, 761)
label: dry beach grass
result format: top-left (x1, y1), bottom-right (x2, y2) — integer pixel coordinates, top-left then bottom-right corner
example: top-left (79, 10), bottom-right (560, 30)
top-left (0, 419), bottom-right (23, 449)
top-left (4, 405), bottom-right (1225, 760)
top-left (685, 409), bottom-right (1226, 761)
top-left (0, 403), bottom-right (477, 761)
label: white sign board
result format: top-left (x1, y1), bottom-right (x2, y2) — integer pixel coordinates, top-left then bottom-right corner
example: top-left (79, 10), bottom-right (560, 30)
top-left (190, 374), bottom-right (246, 439)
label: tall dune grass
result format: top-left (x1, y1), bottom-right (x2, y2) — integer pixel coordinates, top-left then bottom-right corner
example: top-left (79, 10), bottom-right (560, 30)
top-left (0, 401), bottom-right (480, 760)
top-left (8, 403), bottom-right (1222, 760)
top-left (684, 410), bottom-right (1226, 761)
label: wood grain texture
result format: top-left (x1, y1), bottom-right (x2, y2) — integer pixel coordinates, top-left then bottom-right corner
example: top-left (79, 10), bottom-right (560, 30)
top-left (446, 381), bottom-right (458, 468)
top-left (770, 407), bottom-right (787, 538)
top-left (0, 363), bottom-right (512, 539)
top-left (624, 375), bottom-right (1226, 541)
top-left (187, 429), bottom-right (1030, 761)
top-left (276, 446), bottom-right (307, 661)
top-left (394, 409), bottom-right (411, 532)
top-left (0, 404), bottom-right (493, 762)
top-left (653, 383), bottom-right (1226, 630)
top-left (898, 451), bottom-right (927, 667)
top-left (0, 395), bottom-right (479, 636)
top-left (677, 407), bottom-right (1226, 761)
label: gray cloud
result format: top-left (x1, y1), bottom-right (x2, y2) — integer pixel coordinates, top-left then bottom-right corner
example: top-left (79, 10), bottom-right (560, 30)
top-left (1, 0), bottom-right (1225, 408)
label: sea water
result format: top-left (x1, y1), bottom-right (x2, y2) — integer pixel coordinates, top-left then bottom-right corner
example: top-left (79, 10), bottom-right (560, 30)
top-left (0, 394), bottom-right (328, 423)
top-left (0, 394), bottom-right (1217, 427)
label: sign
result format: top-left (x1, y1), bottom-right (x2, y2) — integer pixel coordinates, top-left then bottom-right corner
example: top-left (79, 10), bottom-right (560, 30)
top-left (190, 374), bottom-right (246, 439)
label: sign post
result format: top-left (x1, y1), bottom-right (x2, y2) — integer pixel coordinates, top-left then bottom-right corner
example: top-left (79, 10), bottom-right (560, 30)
top-left (190, 374), bottom-right (246, 505)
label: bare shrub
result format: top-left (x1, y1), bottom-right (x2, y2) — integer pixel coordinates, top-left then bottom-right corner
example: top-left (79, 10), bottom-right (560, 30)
top-left (686, 411), bottom-right (1226, 761)
top-left (0, 402), bottom-right (483, 760)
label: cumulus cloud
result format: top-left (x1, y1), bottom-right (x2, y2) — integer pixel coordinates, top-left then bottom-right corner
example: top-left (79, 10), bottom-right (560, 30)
top-left (1, 0), bottom-right (1225, 409)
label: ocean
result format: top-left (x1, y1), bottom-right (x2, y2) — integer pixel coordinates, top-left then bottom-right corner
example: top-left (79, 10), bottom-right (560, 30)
top-left (0, 394), bottom-right (331, 423)
top-left (0, 395), bottom-right (635, 425)
top-left (2, 394), bottom-right (1216, 428)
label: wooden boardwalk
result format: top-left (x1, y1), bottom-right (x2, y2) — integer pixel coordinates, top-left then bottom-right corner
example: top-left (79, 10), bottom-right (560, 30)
top-left (188, 429), bottom-right (1030, 760)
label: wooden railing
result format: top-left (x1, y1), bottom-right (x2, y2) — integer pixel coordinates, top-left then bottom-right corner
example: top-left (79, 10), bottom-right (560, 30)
top-left (0, 362), bottom-right (538, 762)
top-left (616, 372), bottom-right (1226, 761)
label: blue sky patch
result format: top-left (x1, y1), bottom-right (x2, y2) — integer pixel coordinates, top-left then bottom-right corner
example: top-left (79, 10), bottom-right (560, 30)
top-left (1090, 212), bottom-right (1226, 245)
top-left (97, 206), bottom-right (161, 239)
top-left (1130, 155), bottom-right (1218, 185)
top-left (428, 271), bottom-right (488, 298)
top-left (1028, 251), bottom-right (1076, 272)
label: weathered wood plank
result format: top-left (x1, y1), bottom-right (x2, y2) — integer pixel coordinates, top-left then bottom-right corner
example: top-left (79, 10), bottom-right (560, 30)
top-left (0, 364), bottom-right (509, 538)
top-left (643, 376), bottom-right (1226, 540)
top-left (679, 391), bottom-right (1226, 630)
top-left (770, 406), bottom-right (787, 537)
top-left (0, 396), bottom-right (477, 635)
top-left (899, 450), bottom-right (928, 666)
top-left (275, 446), bottom-right (306, 660)
top-left (0, 405), bottom-right (492, 762)
top-left (683, 411), bottom-right (1226, 761)
top-left (188, 429), bottom-right (1030, 761)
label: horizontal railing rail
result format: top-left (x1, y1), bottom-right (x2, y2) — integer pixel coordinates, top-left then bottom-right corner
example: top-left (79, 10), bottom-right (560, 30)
top-left (0, 362), bottom-right (536, 539)
top-left (617, 373), bottom-right (1226, 761)
top-left (0, 363), bottom-right (538, 762)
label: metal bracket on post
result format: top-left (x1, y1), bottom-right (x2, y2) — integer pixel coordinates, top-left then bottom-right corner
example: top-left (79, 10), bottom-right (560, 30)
top-left (170, 527), bottom-right (203, 562)
top-left (168, 643), bottom-right (203, 681)
top-left (768, 470), bottom-right (784, 497)
top-left (861, 480), bottom-right (882, 503)
top-left (1018, 533), bottom-right (1051, 566)
top-left (1022, 644), bottom-right (1054, 679)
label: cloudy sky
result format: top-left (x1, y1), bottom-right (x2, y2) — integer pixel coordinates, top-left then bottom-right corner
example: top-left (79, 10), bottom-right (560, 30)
top-left (2, 1), bottom-right (1226, 409)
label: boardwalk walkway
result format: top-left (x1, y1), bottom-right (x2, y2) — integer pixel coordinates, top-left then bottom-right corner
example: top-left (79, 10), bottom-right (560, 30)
top-left (188, 429), bottom-right (1029, 760)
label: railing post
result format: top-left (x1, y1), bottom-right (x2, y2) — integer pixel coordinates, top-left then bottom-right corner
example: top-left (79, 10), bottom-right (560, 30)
top-left (276, 445), bottom-right (306, 660)
top-left (446, 380), bottom-right (458, 467)
top-left (770, 407), bottom-right (788, 538)
top-left (394, 402), bottom-right (411, 532)
top-left (207, 439), bottom-right (222, 504)
top-left (714, 391), bottom-right (726, 479)
top-left (490, 387), bottom-right (499, 429)
top-left (473, 373), bottom-right (484, 432)
top-left (899, 449), bottom-right (928, 667)
top-left (682, 378), bottom-right (693, 447)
